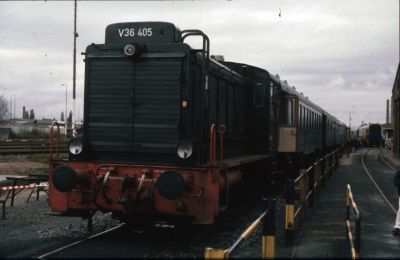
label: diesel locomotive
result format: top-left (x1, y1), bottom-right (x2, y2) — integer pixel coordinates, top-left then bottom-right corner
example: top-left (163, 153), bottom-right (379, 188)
top-left (48, 22), bottom-right (347, 225)
top-left (368, 124), bottom-right (383, 147)
top-left (358, 123), bottom-right (383, 147)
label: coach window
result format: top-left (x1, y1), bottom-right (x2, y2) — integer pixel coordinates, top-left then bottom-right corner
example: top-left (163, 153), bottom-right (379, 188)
top-left (312, 112), bottom-right (315, 128)
top-left (281, 97), bottom-right (295, 125)
top-left (270, 83), bottom-right (274, 102)
top-left (304, 108), bottom-right (308, 128)
top-left (313, 113), bottom-right (316, 128)
top-left (310, 111), bottom-right (313, 128)
top-left (299, 106), bottom-right (303, 128)
top-left (254, 83), bottom-right (265, 108)
top-left (301, 107), bottom-right (303, 128)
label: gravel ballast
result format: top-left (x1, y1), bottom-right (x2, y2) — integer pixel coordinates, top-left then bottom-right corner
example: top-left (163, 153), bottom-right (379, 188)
top-left (0, 190), bottom-right (120, 258)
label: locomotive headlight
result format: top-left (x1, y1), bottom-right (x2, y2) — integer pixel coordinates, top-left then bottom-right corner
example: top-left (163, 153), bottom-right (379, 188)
top-left (124, 44), bottom-right (136, 56)
top-left (68, 138), bottom-right (83, 155)
top-left (177, 142), bottom-right (193, 159)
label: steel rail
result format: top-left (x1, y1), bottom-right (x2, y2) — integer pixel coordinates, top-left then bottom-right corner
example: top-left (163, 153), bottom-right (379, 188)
top-left (361, 150), bottom-right (396, 214)
top-left (36, 223), bottom-right (125, 259)
top-left (378, 151), bottom-right (397, 171)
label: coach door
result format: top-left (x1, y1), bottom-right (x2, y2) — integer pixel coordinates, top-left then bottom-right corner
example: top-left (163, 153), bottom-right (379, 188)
top-left (278, 95), bottom-right (298, 152)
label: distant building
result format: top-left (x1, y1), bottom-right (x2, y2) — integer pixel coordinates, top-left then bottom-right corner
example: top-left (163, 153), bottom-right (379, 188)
top-left (0, 128), bottom-right (10, 139)
top-left (392, 63), bottom-right (400, 156)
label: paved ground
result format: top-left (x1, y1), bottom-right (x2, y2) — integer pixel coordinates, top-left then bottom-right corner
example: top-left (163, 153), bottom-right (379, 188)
top-left (287, 148), bottom-right (400, 258)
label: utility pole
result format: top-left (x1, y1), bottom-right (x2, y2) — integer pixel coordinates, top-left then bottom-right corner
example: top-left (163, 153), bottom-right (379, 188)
top-left (386, 99), bottom-right (390, 124)
top-left (61, 83), bottom-right (67, 140)
top-left (73, 0), bottom-right (77, 125)
top-left (13, 95), bottom-right (16, 119)
top-left (349, 112), bottom-right (352, 130)
top-left (9, 95), bottom-right (12, 129)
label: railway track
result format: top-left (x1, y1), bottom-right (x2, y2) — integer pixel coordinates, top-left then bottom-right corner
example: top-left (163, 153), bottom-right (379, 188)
top-left (33, 192), bottom-right (269, 258)
top-left (378, 151), bottom-right (399, 172)
top-left (0, 139), bottom-right (67, 154)
top-left (361, 149), bottom-right (397, 214)
top-left (37, 224), bottom-right (125, 259)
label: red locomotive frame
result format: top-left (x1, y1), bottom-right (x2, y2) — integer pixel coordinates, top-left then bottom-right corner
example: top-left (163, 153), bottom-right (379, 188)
top-left (49, 122), bottom-right (268, 224)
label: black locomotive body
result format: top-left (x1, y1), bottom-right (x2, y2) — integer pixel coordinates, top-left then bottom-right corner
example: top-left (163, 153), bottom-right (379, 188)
top-left (82, 21), bottom-right (266, 166)
top-left (49, 22), bottom-right (271, 224)
top-left (368, 123), bottom-right (383, 147)
top-left (49, 22), bottom-right (347, 224)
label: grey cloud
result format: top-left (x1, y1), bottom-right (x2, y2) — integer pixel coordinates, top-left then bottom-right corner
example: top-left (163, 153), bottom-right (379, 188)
top-left (0, 0), bottom-right (397, 126)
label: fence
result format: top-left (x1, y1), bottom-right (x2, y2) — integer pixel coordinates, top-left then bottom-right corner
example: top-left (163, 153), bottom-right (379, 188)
top-left (205, 198), bottom-right (276, 259)
top-left (285, 148), bottom-right (341, 244)
top-left (345, 184), bottom-right (361, 259)
top-left (0, 175), bottom-right (48, 220)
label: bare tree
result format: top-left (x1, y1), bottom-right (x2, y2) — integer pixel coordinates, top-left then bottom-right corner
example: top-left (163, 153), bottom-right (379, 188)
top-left (0, 96), bottom-right (9, 120)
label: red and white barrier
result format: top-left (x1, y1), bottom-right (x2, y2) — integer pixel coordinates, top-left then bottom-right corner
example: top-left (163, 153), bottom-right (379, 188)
top-left (0, 182), bottom-right (48, 191)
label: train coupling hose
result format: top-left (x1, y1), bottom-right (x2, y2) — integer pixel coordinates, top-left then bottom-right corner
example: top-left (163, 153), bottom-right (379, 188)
top-left (117, 176), bottom-right (134, 213)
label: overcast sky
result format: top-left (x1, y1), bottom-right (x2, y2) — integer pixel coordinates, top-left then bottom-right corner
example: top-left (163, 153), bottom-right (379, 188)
top-left (0, 0), bottom-right (398, 128)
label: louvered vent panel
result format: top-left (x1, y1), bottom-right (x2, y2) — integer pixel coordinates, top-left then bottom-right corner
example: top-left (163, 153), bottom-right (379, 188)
top-left (87, 58), bottom-right (181, 153)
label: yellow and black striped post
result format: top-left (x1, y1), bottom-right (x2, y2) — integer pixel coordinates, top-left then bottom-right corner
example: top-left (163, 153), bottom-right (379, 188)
top-left (262, 198), bottom-right (276, 258)
top-left (321, 157), bottom-right (326, 187)
top-left (1, 200), bottom-right (5, 220)
top-left (298, 169), bottom-right (307, 223)
top-left (308, 166), bottom-right (315, 207)
top-left (332, 152), bottom-right (336, 169)
top-left (327, 154), bottom-right (332, 177)
top-left (345, 184), bottom-right (361, 259)
top-left (315, 161), bottom-right (321, 191)
top-left (335, 150), bottom-right (339, 168)
top-left (205, 248), bottom-right (228, 259)
top-left (285, 179), bottom-right (295, 245)
top-left (325, 155), bottom-right (330, 178)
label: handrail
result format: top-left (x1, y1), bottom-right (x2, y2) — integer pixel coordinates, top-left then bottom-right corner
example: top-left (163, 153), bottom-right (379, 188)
top-left (210, 124), bottom-right (217, 165)
top-left (49, 121), bottom-right (60, 160)
top-left (346, 184), bottom-right (361, 259)
top-left (181, 30), bottom-right (210, 60)
top-left (205, 199), bottom-right (276, 259)
top-left (181, 30), bottom-right (210, 93)
top-left (218, 125), bottom-right (225, 161)
top-left (285, 148), bottom-right (342, 245)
